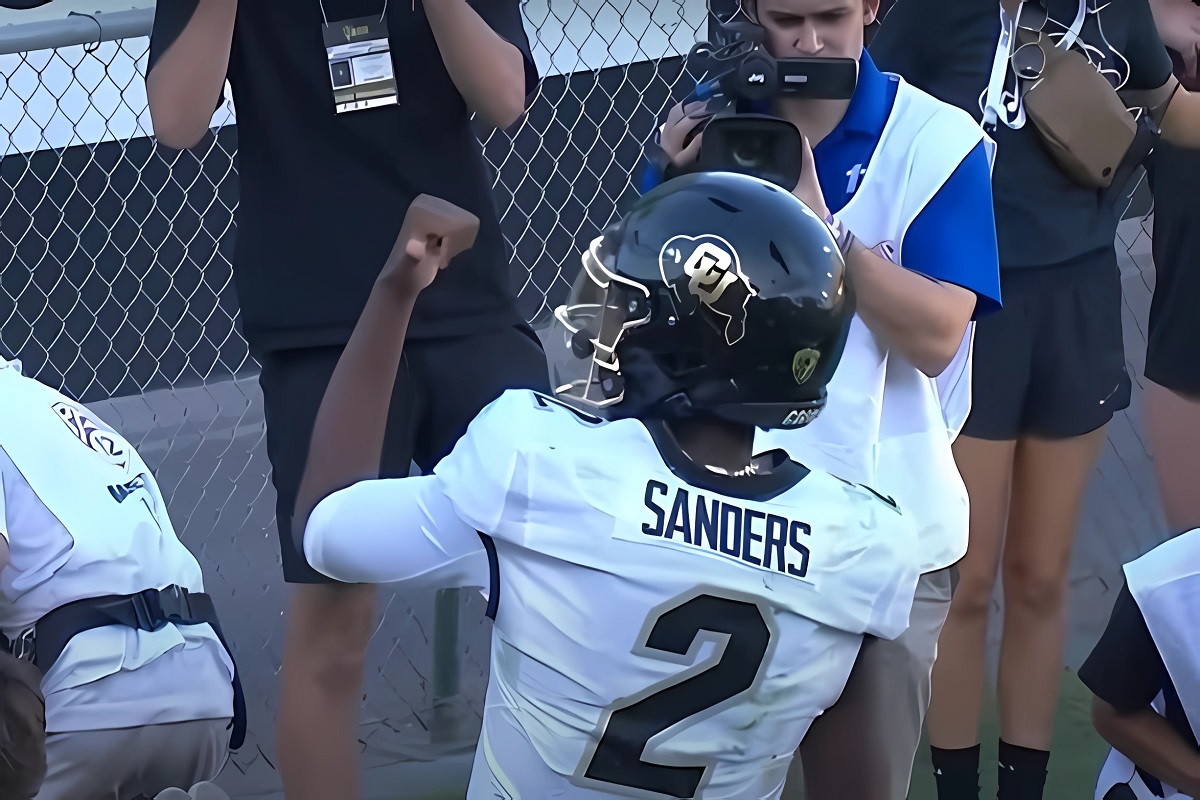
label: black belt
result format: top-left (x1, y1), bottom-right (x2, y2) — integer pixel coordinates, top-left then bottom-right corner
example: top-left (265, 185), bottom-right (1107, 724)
top-left (0, 585), bottom-right (246, 751)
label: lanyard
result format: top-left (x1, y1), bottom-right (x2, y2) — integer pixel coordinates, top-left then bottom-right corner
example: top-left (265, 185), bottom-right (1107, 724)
top-left (318, 0), bottom-right (389, 25)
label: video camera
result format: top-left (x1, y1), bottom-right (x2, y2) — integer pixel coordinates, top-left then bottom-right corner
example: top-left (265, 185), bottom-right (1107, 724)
top-left (660, 18), bottom-right (859, 189)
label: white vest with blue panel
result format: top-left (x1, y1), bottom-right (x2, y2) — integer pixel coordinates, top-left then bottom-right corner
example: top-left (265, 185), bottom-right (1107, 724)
top-left (757, 76), bottom-right (985, 574)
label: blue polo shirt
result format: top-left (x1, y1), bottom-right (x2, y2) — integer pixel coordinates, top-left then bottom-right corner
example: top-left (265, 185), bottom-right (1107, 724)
top-left (640, 52), bottom-right (1002, 316)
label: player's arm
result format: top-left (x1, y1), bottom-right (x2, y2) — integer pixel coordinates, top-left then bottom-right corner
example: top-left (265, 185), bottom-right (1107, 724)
top-left (425, 0), bottom-right (538, 130)
top-left (1079, 583), bottom-right (1200, 795)
top-left (1093, 702), bottom-right (1200, 795)
top-left (292, 197), bottom-right (481, 551)
top-left (304, 477), bottom-right (486, 586)
top-left (823, 140), bottom-right (1000, 377)
top-left (145, 0), bottom-right (237, 150)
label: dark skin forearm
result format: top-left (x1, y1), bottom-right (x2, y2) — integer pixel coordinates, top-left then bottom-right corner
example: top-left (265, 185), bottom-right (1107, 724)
top-left (292, 272), bottom-right (416, 549)
top-left (1092, 698), bottom-right (1200, 795)
top-left (293, 198), bottom-right (475, 552)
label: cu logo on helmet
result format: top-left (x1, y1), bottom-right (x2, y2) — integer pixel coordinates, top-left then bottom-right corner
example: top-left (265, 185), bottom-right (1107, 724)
top-left (663, 235), bottom-right (757, 346)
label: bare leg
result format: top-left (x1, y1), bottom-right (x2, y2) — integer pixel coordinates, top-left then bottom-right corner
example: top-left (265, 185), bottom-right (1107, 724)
top-left (998, 428), bottom-right (1107, 749)
top-left (277, 582), bottom-right (378, 800)
top-left (927, 436), bottom-right (1017, 750)
top-left (1143, 381), bottom-right (1200, 533)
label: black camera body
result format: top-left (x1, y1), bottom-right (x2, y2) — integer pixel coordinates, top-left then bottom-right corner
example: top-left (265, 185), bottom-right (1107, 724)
top-left (665, 19), bottom-right (859, 190)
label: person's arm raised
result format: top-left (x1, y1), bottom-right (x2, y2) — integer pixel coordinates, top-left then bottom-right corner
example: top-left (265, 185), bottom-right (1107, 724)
top-left (292, 196), bottom-right (480, 545)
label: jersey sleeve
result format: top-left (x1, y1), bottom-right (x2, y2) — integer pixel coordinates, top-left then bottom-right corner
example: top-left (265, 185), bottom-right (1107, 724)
top-left (1078, 582), bottom-right (1169, 712)
top-left (468, 0), bottom-right (540, 99)
top-left (431, 390), bottom-right (532, 538)
top-left (303, 476), bottom-right (489, 588)
top-left (901, 140), bottom-right (1002, 317)
top-left (1121, 0), bottom-right (1175, 93)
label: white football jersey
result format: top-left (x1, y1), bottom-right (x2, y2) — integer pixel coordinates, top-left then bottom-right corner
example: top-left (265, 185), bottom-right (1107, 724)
top-left (0, 359), bottom-right (234, 733)
top-left (305, 389), bottom-right (922, 800)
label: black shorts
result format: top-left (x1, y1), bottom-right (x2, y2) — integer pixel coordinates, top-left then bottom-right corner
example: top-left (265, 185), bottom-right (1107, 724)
top-left (960, 256), bottom-right (1130, 441)
top-left (1146, 141), bottom-right (1200, 397)
top-left (257, 324), bottom-right (550, 583)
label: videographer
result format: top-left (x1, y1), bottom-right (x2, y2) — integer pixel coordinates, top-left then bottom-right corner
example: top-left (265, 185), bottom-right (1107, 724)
top-left (144, 3), bottom-right (547, 799)
top-left (645, 2), bottom-right (1002, 798)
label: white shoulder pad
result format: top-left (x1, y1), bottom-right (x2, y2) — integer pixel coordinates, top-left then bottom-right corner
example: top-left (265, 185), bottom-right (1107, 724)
top-left (432, 390), bottom-right (607, 535)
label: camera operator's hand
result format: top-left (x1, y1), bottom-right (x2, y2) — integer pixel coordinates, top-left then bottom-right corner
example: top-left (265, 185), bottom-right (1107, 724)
top-left (792, 135), bottom-right (830, 221)
top-left (659, 100), bottom-right (714, 167)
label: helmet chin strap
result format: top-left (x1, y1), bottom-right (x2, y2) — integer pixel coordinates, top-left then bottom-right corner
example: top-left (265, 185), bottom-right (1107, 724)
top-left (600, 347), bottom-right (685, 421)
top-left (608, 347), bottom-right (748, 427)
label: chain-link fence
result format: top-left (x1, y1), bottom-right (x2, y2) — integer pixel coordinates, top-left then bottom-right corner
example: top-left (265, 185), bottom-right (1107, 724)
top-left (0, 3), bottom-right (718, 796)
top-left (0, 2), bottom-right (1173, 798)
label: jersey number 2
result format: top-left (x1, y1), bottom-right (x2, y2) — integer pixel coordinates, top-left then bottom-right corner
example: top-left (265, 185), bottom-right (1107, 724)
top-left (580, 593), bottom-right (773, 798)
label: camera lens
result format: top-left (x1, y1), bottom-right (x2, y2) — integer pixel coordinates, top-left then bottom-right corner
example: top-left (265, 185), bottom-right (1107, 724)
top-left (732, 133), bottom-right (769, 169)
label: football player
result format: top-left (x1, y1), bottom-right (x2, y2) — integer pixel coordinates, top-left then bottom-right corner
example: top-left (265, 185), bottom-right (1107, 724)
top-left (0, 357), bottom-right (243, 799)
top-left (294, 173), bottom-right (923, 798)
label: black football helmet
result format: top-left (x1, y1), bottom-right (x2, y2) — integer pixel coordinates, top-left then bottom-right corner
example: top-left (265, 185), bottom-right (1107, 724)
top-left (548, 170), bottom-right (854, 431)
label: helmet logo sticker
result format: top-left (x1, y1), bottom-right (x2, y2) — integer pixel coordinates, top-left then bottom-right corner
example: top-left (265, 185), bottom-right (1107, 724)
top-left (792, 348), bottom-right (820, 385)
top-left (662, 234), bottom-right (758, 346)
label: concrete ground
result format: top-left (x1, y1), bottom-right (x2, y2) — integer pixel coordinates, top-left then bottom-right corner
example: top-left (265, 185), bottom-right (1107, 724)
top-left (82, 214), bottom-right (1168, 800)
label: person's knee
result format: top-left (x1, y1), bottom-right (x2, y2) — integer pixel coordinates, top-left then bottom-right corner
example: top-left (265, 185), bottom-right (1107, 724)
top-left (284, 583), bottom-right (377, 688)
top-left (947, 566), bottom-right (996, 621)
top-left (1002, 556), bottom-right (1067, 617)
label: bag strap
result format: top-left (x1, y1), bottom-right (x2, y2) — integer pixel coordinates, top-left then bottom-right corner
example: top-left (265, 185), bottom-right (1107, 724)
top-left (983, 0), bottom-right (1025, 131)
top-left (1057, 0), bottom-right (1087, 52)
top-left (2, 586), bottom-right (247, 751)
top-left (982, 0), bottom-right (1090, 132)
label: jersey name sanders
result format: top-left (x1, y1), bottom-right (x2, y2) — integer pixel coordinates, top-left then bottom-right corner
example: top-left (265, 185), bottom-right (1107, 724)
top-left (641, 480), bottom-right (812, 578)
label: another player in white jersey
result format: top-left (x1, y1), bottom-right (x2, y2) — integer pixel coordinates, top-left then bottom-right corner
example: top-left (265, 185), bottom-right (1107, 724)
top-left (295, 174), bottom-right (923, 799)
top-left (0, 358), bottom-right (244, 799)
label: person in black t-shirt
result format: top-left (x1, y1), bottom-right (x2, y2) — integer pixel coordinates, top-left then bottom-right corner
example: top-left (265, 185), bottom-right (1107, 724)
top-left (1143, 0), bottom-right (1200, 536)
top-left (871, 2), bottom-right (1200, 799)
top-left (144, 3), bottom-right (547, 798)
top-left (1079, 529), bottom-right (1200, 800)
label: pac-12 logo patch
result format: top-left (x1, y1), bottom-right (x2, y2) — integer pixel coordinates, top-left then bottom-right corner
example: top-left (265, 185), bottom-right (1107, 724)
top-left (52, 402), bottom-right (129, 470)
top-left (660, 234), bottom-right (758, 345)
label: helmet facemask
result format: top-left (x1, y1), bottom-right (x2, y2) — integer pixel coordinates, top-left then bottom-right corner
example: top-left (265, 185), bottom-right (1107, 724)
top-left (550, 230), bottom-right (652, 410)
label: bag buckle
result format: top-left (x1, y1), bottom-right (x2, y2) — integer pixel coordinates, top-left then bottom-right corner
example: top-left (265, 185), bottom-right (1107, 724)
top-left (131, 586), bottom-right (193, 632)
